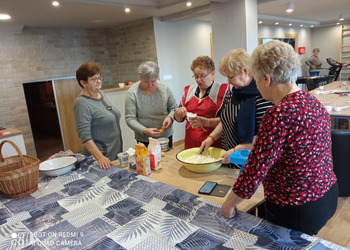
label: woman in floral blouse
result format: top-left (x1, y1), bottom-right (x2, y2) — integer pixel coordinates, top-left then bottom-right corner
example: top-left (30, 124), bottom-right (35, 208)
top-left (221, 40), bottom-right (338, 235)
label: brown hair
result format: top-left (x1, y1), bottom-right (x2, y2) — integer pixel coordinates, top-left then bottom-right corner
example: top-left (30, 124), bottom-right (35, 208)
top-left (190, 56), bottom-right (215, 72)
top-left (76, 62), bottom-right (102, 88)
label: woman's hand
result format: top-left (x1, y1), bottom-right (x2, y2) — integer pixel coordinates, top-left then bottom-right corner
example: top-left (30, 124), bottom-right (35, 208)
top-left (188, 115), bottom-right (206, 128)
top-left (222, 148), bottom-right (235, 164)
top-left (97, 155), bottom-right (112, 169)
top-left (143, 128), bottom-right (162, 138)
top-left (222, 143), bottom-right (253, 164)
top-left (221, 190), bottom-right (243, 218)
top-left (199, 137), bottom-right (214, 153)
top-left (221, 200), bottom-right (237, 218)
top-left (174, 107), bottom-right (187, 122)
top-left (162, 116), bottom-right (173, 131)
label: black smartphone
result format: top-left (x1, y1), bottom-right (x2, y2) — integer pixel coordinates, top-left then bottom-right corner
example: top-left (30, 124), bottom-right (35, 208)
top-left (198, 181), bottom-right (217, 195)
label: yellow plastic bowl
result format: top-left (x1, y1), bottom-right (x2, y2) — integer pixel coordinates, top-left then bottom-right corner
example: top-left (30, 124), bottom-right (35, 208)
top-left (176, 147), bottom-right (226, 173)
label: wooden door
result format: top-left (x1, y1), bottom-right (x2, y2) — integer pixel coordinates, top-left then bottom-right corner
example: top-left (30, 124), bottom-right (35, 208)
top-left (53, 78), bottom-right (82, 153)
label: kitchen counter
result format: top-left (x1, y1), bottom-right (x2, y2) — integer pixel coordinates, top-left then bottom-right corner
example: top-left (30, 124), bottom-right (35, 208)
top-left (0, 127), bottom-right (22, 138)
top-left (0, 128), bottom-right (27, 157)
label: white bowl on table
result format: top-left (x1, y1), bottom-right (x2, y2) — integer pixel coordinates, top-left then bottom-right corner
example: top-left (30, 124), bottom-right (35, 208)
top-left (39, 157), bottom-right (77, 177)
top-left (324, 106), bottom-right (332, 112)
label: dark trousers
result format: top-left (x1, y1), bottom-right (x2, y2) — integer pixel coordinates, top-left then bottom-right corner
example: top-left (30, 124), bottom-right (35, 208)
top-left (259, 183), bottom-right (338, 235)
top-left (137, 135), bottom-right (173, 148)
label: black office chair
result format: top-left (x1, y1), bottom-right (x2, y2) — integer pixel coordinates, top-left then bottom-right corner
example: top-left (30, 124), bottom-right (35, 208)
top-left (331, 129), bottom-right (350, 196)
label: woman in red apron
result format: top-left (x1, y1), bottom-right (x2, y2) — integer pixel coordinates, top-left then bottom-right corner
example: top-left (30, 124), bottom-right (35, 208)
top-left (174, 56), bottom-right (229, 149)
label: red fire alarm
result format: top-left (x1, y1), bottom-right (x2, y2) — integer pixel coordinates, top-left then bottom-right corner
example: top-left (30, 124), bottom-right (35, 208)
top-left (298, 47), bottom-right (306, 55)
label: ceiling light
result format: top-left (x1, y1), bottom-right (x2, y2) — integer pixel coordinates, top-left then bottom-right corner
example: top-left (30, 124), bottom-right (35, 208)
top-left (289, 23), bottom-right (292, 26)
top-left (258, 21), bottom-right (262, 24)
top-left (0, 14), bottom-right (11, 20)
top-left (339, 15), bottom-right (344, 21)
top-left (186, 2), bottom-right (192, 7)
top-left (275, 22), bottom-right (279, 25)
top-left (300, 24), bottom-right (303, 27)
top-left (337, 22), bottom-right (340, 25)
top-left (52, 1), bottom-right (59, 7)
top-left (311, 25), bottom-right (314, 28)
top-left (125, 8), bottom-right (131, 13)
top-left (286, 2), bottom-right (294, 13)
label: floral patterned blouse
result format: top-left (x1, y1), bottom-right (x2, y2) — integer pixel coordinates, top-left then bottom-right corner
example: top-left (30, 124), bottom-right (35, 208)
top-left (232, 90), bottom-right (337, 206)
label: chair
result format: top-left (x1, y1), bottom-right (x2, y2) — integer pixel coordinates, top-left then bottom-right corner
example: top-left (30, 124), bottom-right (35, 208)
top-left (331, 129), bottom-right (350, 196)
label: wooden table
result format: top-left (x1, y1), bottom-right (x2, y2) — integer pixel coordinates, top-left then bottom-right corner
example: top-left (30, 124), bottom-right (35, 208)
top-left (113, 141), bottom-right (265, 214)
top-left (309, 80), bottom-right (350, 128)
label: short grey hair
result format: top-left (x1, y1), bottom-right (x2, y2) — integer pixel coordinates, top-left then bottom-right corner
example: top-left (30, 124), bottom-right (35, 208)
top-left (137, 61), bottom-right (159, 81)
top-left (249, 40), bottom-right (300, 84)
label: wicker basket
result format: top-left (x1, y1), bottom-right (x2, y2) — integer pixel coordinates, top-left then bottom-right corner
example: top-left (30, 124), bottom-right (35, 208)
top-left (0, 140), bottom-right (40, 199)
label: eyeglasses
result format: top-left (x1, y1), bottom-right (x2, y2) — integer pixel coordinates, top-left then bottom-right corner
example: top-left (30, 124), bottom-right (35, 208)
top-left (192, 72), bottom-right (212, 80)
top-left (89, 76), bottom-right (103, 83)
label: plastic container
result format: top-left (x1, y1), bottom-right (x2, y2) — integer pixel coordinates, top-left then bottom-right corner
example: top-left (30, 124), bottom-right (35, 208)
top-left (117, 152), bottom-right (129, 167)
top-left (157, 137), bottom-right (169, 152)
top-left (229, 150), bottom-right (251, 166)
top-left (126, 148), bottom-right (136, 170)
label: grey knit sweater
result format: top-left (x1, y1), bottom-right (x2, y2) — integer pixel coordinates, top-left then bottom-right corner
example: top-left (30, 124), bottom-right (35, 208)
top-left (125, 81), bottom-right (177, 142)
top-left (73, 91), bottom-right (123, 160)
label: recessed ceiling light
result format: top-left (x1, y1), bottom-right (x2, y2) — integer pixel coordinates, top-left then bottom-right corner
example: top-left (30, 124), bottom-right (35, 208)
top-left (311, 25), bottom-right (314, 28)
top-left (0, 14), bottom-right (11, 20)
top-left (52, 1), bottom-right (60, 7)
top-left (275, 22), bottom-right (279, 25)
top-left (186, 2), bottom-right (192, 7)
top-left (337, 22), bottom-right (340, 25)
top-left (286, 2), bottom-right (294, 13)
top-left (125, 8), bottom-right (131, 13)
top-left (300, 24), bottom-right (303, 27)
top-left (339, 15), bottom-right (344, 21)
top-left (289, 23), bottom-right (292, 26)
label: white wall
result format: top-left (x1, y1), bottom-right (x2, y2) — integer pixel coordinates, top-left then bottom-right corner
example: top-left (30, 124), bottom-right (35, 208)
top-left (153, 18), bottom-right (212, 143)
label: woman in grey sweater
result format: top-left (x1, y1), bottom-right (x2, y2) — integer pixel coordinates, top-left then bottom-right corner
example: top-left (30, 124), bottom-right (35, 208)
top-left (73, 62), bottom-right (123, 169)
top-left (125, 61), bottom-right (177, 147)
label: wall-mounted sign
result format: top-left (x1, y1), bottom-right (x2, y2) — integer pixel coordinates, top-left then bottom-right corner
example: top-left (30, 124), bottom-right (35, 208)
top-left (298, 47), bottom-right (306, 54)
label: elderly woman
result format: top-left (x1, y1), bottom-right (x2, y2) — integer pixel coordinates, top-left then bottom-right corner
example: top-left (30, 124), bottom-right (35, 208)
top-left (174, 56), bottom-right (229, 149)
top-left (73, 62), bottom-right (123, 169)
top-left (200, 49), bottom-right (272, 167)
top-left (305, 48), bottom-right (322, 76)
top-left (221, 41), bottom-right (338, 235)
top-left (125, 61), bottom-right (177, 147)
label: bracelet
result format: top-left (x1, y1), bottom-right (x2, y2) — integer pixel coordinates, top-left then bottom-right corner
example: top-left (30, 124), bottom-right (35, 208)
top-left (207, 135), bottom-right (215, 142)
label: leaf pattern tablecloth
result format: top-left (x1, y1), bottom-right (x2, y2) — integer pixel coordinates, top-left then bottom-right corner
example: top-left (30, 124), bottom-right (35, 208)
top-left (0, 156), bottom-right (346, 249)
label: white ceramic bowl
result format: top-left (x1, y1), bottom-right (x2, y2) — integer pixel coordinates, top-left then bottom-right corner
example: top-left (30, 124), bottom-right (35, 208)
top-left (39, 157), bottom-right (77, 177)
top-left (324, 106), bottom-right (332, 112)
top-left (334, 106), bottom-right (342, 112)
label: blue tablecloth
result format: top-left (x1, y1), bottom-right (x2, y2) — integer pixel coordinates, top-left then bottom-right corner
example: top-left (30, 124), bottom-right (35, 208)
top-left (0, 156), bottom-right (346, 249)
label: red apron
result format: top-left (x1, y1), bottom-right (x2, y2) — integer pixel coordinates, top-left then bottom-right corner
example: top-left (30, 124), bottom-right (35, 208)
top-left (181, 82), bottom-right (228, 149)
